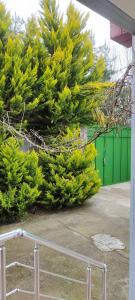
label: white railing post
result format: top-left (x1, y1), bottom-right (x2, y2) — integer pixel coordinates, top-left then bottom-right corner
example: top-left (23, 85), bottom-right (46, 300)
top-left (0, 245), bottom-right (6, 300)
top-left (102, 267), bottom-right (107, 300)
top-left (86, 266), bottom-right (92, 300)
top-left (34, 244), bottom-right (40, 300)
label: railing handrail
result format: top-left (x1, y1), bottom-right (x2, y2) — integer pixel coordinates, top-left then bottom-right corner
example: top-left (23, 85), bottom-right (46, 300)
top-left (0, 229), bottom-right (106, 270)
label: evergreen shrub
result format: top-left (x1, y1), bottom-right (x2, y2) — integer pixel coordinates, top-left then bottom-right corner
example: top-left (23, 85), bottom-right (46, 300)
top-left (39, 129), bottom-right (101, 209)
top-left (0, 137), bottom-right (43, 223)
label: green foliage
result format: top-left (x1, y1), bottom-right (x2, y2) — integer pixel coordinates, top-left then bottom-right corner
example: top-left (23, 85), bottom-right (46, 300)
top-left (0, 34), bottom-right (40, 119)
top-left (0, 0), bottom-right (108, 135)
top-left (0, 1), bottom-right (11, 43)
top-left (0, 0), bottom-right (106, 218)
top-left (39, 129), bottom-right (101, 209)
top-left (0, 137), bottom-right (43, 223)
top-left (11, 14), bottom-right (25, 34)
top-left (33, 0), bottom-right (106, 133)
top-left (96, 43), bottom-right (116, 81)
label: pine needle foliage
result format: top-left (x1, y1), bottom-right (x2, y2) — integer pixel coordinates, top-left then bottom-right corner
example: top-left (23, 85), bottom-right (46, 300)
top-left (0, 0), bottom-right (108, 135)
top-left (39, 129), bottom-right (101, 209)
top-left (0, 2), bottom-right (11, 44)
top-left (0, 0), bottom-right (108, 215)
top-left (0, 137), bottom-right (43, 223)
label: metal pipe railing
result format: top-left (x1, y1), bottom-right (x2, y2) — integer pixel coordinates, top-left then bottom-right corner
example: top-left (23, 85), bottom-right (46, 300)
top-left (0, 245), bottom-right (6, 300)
top-left (87, 266), bottom-right (92, 300)
top-left (0, 229), bottom-right (106, 269)
top-left (34, 244), bottom-right (40, 300)
top-left (6, 261), bottom-right (87, 285)
top-left (0, 229), bottom-right (107, 300)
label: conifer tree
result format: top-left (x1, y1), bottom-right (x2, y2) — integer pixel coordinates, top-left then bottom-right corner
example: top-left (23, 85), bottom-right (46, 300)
top-left (0, 27), bottom-right (40, 122)
top-left (0, 0), bottom-right (110, 135)
top-left (0, 0), bottom-right (109, 214)
top-left (39, 128), bottom-right (101, 209)
top-left (0, 2), bottom-right (11, 44)
top-left (29, 0), bottom-right (108, 134)
top-left (96, 42), bottom-right (116, 81)
top-left (0, 3), bottom-right (43, 125)
top-left (0, 137), bottom-right (43, 223)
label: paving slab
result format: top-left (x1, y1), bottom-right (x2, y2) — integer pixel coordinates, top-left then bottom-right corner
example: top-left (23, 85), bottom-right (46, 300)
top-left (0, 182), bottom-right (130, 300)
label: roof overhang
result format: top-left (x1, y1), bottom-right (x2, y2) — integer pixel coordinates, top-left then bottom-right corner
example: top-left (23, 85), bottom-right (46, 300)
top-left (77, 0), bottom-right (135, 34)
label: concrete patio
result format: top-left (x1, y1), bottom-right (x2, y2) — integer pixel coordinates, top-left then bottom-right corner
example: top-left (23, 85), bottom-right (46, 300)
top-left (0, 182), bottom-right (130, 300)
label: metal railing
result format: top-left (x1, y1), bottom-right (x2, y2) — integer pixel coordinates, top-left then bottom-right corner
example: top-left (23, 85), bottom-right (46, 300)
top-left (0, 229), bottom-right (107, 300)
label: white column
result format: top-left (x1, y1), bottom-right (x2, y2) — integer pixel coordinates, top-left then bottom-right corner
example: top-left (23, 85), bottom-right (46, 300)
top-left (129, 35), bottom-right (135, 300)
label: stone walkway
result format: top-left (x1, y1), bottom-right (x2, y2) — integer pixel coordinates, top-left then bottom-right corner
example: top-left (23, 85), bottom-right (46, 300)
top-left (0, 182), bottom-right (130, 300)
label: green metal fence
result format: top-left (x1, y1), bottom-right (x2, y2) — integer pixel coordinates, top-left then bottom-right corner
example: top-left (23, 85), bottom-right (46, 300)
top-left (87, 127), bottom-right (131, 186)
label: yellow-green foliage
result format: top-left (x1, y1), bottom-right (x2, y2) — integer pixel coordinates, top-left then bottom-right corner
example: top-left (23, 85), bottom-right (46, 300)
top-left (39, 129), bottom-right (101, 209)
top-left (0, 2), bottom-right (11, 43)
top-left (0, 137), bottom-right (43, 223)
top-left (0, 0), bottom-right (108, 217)
top-left (0, 0), bottom-right (110, 135)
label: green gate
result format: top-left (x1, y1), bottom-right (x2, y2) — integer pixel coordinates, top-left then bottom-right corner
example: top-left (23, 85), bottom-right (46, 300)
top-left (87, 127), bottom-right (131, 185)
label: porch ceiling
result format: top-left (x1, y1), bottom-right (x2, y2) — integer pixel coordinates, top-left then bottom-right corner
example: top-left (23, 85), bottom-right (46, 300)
top-left (77, 0), bottom-right (135, 34)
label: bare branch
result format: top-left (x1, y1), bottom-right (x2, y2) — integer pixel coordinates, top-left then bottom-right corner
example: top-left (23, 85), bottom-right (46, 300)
top-left (0, 63), bottom-right (134, 154)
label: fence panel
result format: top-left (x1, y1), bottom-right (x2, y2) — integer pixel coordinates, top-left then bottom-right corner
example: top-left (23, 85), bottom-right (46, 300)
top-left (87, 127), bottom-right (131, 186)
